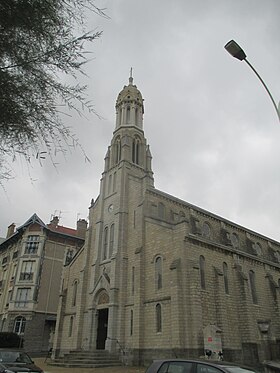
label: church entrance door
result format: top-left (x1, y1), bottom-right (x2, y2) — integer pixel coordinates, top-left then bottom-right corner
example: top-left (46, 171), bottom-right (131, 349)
top-left (96, 308), bottom-right (108, 349)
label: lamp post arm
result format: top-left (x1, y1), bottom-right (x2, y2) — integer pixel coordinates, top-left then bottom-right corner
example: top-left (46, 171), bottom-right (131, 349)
top-left (244, 58), bottom-right (280, 122)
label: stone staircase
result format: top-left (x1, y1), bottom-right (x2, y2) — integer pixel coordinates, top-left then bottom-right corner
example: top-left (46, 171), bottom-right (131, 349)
top-left (48, 350), bottom-right (122, 368)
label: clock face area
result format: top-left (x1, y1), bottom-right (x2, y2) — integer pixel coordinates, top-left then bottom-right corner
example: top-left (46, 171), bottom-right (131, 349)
top-left (108, 204), bottom-right (114, 213)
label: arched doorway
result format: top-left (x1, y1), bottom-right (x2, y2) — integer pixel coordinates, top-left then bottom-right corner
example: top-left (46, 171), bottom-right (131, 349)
top-left (96, 290), bottom-right (109, 350)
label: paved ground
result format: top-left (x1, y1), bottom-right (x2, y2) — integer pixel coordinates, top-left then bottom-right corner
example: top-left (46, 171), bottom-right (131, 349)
top-left (34, 358), bottom-right (146, 373)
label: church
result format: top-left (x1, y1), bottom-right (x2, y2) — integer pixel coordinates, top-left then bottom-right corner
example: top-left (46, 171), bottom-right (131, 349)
top-left (52, 75), bottom-right (280, 367)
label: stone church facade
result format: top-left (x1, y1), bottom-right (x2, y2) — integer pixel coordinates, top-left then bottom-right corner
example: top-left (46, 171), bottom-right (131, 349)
top-left (52, 76), bottom-right (280, 366)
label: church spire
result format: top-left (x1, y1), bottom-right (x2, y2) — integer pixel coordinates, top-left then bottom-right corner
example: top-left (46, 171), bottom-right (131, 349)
top-left (129, 67), bottom-right (133, 85)
top-left (115, 71), bottom-right (144, 130)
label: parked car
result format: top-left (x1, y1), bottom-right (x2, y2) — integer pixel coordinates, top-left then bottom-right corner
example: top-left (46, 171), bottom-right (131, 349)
top-left (145, 359), bottom-right (259, 373)
top-left (0, 349), bottom-right (43, 373)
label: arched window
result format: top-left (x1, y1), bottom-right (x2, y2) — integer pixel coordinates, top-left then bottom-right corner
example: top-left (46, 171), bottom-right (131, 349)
top-left (69, 316), bottom-right (74, 337)
top-left (249, 270), bottom-right (258, 304)
top-left (109, 224), bottom-right (114, 257)
top-left (199, 255), bottom-right (206, 290)
top-left (223, 262), bottom-right (229, 294)
top-left (116, 137), bottom-right (121, 163)
top-left (103, 227), bottom-right (108, 260)
top-left (127, 106), bottom-right (131, 122)
top-left (155, 256), bottom-right (162, 290)
top-left (132, 137), bottom-right (140, 165)
top-left (156, 304), bottom-right (162, 333)
top-left (130, 310), bottom-right (133, 336)
top-left (72, 280), bottom-right (78, 306)
top-left (13, 316), bottom-right (26, 335)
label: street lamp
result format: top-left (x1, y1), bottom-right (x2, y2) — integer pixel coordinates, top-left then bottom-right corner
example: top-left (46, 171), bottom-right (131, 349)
top-left (224, 39), bottom-right (280, 122)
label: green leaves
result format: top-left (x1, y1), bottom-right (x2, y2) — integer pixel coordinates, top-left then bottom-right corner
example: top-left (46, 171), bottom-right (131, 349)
top-left (0, 0), bottom-right (106, 182)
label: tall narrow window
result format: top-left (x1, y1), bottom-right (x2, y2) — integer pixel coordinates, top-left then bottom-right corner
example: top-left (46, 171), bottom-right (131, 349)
top-left (199, 255), bottom-right (206, 290)
top-left (127, 106), bottom-right (131, 122)
top-left (103, 227), bottom-right (108, 260)
top-left (108, 174), bottom-right (112, 195)
top-left (72, 280), bottom-right (78, 306)
top-left (116, 137), bottom-right (121, 163)
top-left (113, 172), bottom-right (117, 192)
top-left (13, 316), bottom-right (26, 335)
top-left (69, 316), bottom-right (74, 337)
top-left (156, 304), bottom-right (162, 332)
top-left (130, 310), bottom-right (133, 336)
top-left (223, 262), bottom-right (229, 294)
top-left (131, 266), bottom-right (135, 295)
top-left (155, 257), bottom-right (162, 290)
top-left (109, 224), bottom-right (114, 257)
top-left (135, 108), bottom-right (138, 126)
top-left (132, 138), bottom-right (140, 165)
top-left (249, 270), bottom-right (258, 304)
top-left (119, 108), bottom-right (122, 125)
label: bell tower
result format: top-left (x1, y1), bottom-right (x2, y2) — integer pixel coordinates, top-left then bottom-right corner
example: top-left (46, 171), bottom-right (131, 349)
top-left (103, 72), bottom-right (154, 186)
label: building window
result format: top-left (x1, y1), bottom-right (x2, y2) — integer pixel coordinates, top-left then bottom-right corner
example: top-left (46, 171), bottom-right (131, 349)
top-left (131, 266), bottom-right (135, 296)
top-left (249, 270), bottom-right (258, 304)
top-left (132, 137), bottom-right (140, 165)
top-left (69, 316), bottom-right (74, 337)
top-left (103, 227), bottom-right (108, 260)
top-left (20, 261), bottom-right (34, 281)
top-left (25, 235), bottom-right (40, 254)
top-left (2, 256), bottom-right (8, 265)
top-left (116, 137), bottom-right (121, 163)
top-left (108, 174), bottom-right (112, 195)
top-left (223, 262), bottom-right (229, 294)
top-left (155, 256), bottom-right (162, 290)
top-left (135, 108), bottom-right (138, 126)
top-left (72, 280), bottom-right (78, 307)
top-left (15, 288), bottom-right (30, 308)
top-left (130, 310), bottom-right (133, 336)
top-left (13, 316), bottom-right (26, 335)
top-left (113, 172), bottom-right (117, 192)
top-left (199, 255), bottom-right (206, 290)
top-left (109, 224), bottom-right (115, 257)
top-left (127, 106), bottom-right (131, 122)
top-left (156, 303), bottom-right (162, 333)
top-left (12, 251), bottom-right (18, 260)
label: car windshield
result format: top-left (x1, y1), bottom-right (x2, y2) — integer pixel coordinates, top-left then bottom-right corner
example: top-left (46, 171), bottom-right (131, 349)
top-left (222, 366), bottom-right (257, 373)
top-left (0, 351), bottom-right (32, 364)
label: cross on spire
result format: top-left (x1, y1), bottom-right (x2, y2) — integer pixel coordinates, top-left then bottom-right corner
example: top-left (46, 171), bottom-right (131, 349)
top-left (129, 67), bottom-right (133, 85)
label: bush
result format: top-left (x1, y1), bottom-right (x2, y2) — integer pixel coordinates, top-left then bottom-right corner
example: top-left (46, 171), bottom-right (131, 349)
top-left (0, 332), bottom-right (24, 348)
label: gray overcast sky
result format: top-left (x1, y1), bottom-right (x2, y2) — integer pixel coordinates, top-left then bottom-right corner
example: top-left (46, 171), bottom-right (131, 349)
top-left (1, 0), bottom-right (280, 241)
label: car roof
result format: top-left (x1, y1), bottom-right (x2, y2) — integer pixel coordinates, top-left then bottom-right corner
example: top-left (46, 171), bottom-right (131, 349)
top-left (151, 359), bottom-right (256, 370)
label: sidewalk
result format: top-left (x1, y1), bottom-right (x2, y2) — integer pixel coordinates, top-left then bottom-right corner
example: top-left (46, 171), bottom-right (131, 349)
top-left (34, 358), bottom-right (146, 373)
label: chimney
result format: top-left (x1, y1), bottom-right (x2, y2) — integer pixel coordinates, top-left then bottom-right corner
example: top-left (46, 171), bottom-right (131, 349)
top-left (6, 223), bottom-right (16, 238)
top-left (76, 219), bottom-right (87, 239)
top-left (50, 216), bottom-right (59, 228)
